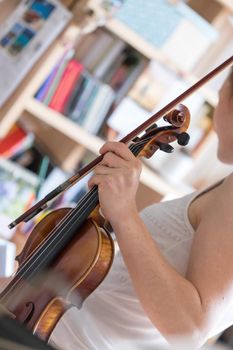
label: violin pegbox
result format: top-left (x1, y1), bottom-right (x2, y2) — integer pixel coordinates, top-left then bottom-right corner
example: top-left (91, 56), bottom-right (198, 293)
top-left (131, 104), bottom-right (191, 159)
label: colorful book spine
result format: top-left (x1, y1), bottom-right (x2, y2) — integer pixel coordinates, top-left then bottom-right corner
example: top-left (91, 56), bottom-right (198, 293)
top-left (43, 49), bottom-right (75, 105)
top-left (35, 64), bottom-right (59, 102)
top-left (80, 31), bottom-right (115, 72)
top-left (0, 124), bottom-right (32, 158)
top-left (77, 83), bottom-right (100, 126)
top-left (49, 60), bottom-right (84, 113)
top-left (114, 57), bottom-right (147, 105)
top-left (93, 39), bottom-right (126, 80)
top-left (82, 84), bottom-right (115, 134)
top-left (69, 73), bottom-right (98, 122)
top-left (63, 73), bottom-right (87, 117)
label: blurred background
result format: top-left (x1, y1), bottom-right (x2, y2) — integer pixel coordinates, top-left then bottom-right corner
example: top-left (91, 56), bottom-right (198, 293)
top-left (0, 1), bottom-right (233, 348)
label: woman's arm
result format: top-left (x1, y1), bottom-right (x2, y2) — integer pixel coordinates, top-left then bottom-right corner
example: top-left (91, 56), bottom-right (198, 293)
top-left (89, 142), bottom-right (233, 348)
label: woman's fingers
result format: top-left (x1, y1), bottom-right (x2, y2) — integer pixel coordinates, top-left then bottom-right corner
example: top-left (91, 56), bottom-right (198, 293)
top-left (99, 142), bottom-right (142, 172)
top-left (94, 164), bottom-right (117, 174)
top-left (87, 143), bottom-right (141, 222)
top-left (88, 166), bottom-right (119, 188)
top-left (101, 151), bottom-right (128, 168)
top-left (88, 174), bottom-right (103, 189)
top-left (99, 142), bottom-right (135, 161)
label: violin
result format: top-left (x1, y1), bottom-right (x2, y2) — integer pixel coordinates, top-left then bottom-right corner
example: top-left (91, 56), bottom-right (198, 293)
top-left (0, 56), bottom-right (232, 344)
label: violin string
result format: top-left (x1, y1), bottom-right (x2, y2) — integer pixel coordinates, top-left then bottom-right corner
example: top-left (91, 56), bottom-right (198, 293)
top-left (0, 139), bottom-right (149, 300)
top-left (0, 139), bottom-right (149, 301)
top-left (1, 139), bottom-right (149, 300)
top-left (0, 188), bottom-right (99, 301)
top-left (0, 186), bottom-right (99, 300)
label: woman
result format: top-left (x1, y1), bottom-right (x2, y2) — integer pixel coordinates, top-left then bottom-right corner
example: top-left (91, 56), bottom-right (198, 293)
top-left (0, 69), bottom-right (231, 349)
top-left (49, 68), bottom-right (233, 350)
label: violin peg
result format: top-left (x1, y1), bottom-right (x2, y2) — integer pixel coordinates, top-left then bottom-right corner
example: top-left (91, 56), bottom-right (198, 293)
top-left (145, 123), bottom-right (158, 133)
top-left (156, 142), bottom-right (174, 153)
top-left (177, 132), bottom-right (190, 146)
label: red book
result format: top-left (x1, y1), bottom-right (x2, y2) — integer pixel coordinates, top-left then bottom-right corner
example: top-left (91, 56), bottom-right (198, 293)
top-left (49, 60), bottom-right (84, 113)
top-left (0, 125), bottom-right (27, 157)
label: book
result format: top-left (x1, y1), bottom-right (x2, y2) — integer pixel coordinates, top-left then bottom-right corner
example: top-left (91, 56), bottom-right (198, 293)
top-left (74, 30), bottom-right (100, 62)
top-left (35, 48), bottom-right (75, 102)
top-left (77, 81), bottom-right (101, 126)
top-left (43, 49), bottom-right (75, 105)
top-left (82, 83), bottom-right (115, 134)
top-left (108, 48), bottom-right (141, 90)
top-left (0, 239), bottom-right (16, 277)
top-left (128, 61), bottom-right (175, 111)
top-left (0, 0), bottom-right (72, 107)
top-left (93, 38), bottom-right (126, 80)
top-left (102, 48), bottom-right (128, 84)
top-left (75, 29), bottom-right (115, 73)
top-left (83, 30), bottom-right (116, 72)
top-left (113, 55), bottom-right (147, 106)
top-left (0, 157), bottom-right (39, 239)
top-left (49, 59), bottom-right (84, 112)
top-left (11, 143), bottom-right (53, 178)
top-left (63, 71), bottom-right (87, 116)
top-left (35, 67), bottom-right (55, 101)
top-left (11, 139), bottom-right (57, 201)
top-left (0, 124), bottom-right (34, 159)
top-left (69, 72), bottom-right (99, 122)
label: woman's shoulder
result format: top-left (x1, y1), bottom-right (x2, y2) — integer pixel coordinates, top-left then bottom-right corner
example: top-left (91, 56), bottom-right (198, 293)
top-left (202, 173), bottom-right (233, 199)
top-left (189, 174), bottom-right (233, 229)
top-left (217, 173), bottom-right (233, 202)
top-left (223, 172), bottom-right (233, 188)
top-left (221, 173), bottom-right (233, 206)
top-left (202, 173), bottom-right (233, 221)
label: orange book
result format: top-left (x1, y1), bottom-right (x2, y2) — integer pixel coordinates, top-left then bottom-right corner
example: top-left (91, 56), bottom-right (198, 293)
top-left (49, 60), bottom-right (84, 113)
top-left (0, 125), bottom-right (27, 157)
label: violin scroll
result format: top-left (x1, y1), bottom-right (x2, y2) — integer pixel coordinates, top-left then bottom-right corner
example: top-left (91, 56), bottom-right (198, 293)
top-left (163, 104), bottom-right (190, 128)
top-left (132, 104), bottom-right (191, 159)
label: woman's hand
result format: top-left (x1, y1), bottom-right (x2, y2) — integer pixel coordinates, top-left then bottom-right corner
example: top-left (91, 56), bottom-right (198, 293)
top-left (88, 142), bottom-right (142, 225)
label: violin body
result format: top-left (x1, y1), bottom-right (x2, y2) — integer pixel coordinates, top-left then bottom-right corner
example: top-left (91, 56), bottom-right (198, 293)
top-left (3, 208), bottom-right (114, 342)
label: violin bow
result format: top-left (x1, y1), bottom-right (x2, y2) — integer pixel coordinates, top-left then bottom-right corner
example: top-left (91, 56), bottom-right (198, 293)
top-left (9, 55), bottom-right (233, 229)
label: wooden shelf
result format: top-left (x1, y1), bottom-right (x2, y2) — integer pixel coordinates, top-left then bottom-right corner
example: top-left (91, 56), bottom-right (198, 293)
top-left (25, 98), bottom-right (104, 155)
top-left (105, 18), bottom-right (219, 107)
top-left (105, 18), bottom-right (169, 64)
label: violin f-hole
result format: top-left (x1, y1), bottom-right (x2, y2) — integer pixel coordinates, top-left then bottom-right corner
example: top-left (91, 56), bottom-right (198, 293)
top-left (23, 301), bottom-right (35, 325)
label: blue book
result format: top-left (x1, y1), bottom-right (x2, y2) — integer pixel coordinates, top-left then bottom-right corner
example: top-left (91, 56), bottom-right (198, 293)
top-left (35, 66), bottom-right (58, 101)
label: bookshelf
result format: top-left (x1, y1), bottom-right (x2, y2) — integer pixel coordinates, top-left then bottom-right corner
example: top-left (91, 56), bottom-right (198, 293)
top-left (23, 97), bottom-right (184, 195)
top-left (0, 0), bottom-right (233, 209)
top-left (105, 16), bottom-right (219, 107)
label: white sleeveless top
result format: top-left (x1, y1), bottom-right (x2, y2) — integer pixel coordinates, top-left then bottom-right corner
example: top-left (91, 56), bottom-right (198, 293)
top-left (50, 190), bottom-right (233, 350)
